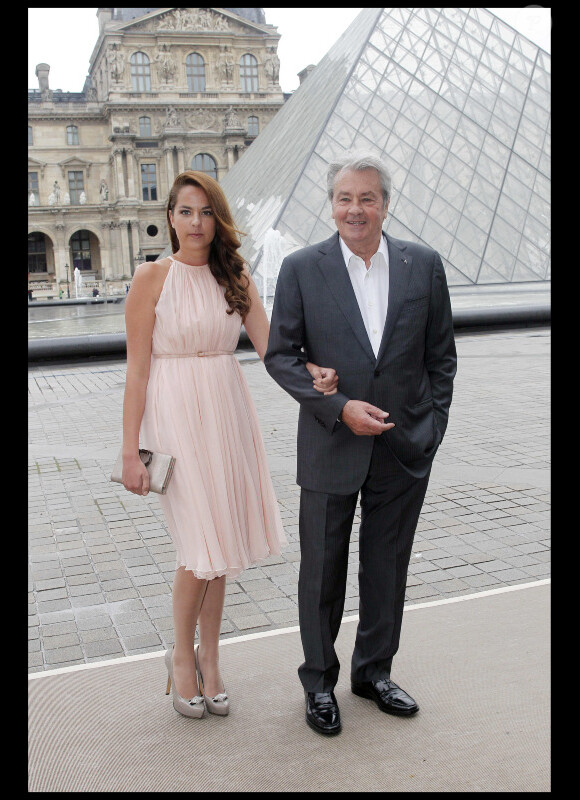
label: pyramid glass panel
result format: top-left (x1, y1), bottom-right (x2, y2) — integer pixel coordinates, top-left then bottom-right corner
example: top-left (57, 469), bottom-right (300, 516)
top-left (220, 7), bottom-right (550, 299)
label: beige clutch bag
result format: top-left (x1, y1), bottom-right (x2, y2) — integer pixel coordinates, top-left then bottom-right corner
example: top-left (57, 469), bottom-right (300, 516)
top-left (111, 448), bottom-right (176, 495)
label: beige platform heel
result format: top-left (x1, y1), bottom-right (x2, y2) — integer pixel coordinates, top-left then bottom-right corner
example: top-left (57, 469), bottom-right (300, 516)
top-left (165, 647), bottom-right (205, 718)
top-left (195, 644), bottom-right (229, 716)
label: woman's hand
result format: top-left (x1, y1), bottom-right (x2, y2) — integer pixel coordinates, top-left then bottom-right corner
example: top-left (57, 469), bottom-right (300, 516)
top-left (122, 454), bottom-right (150, 496)
top-left (306, 362), bottom-right (339, 395)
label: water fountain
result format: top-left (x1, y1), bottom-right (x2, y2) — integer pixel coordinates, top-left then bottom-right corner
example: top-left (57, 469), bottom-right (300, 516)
top-left (260, 227), bottom-right (285, 310)
top-left (73, 267), bottom-right (84, 299)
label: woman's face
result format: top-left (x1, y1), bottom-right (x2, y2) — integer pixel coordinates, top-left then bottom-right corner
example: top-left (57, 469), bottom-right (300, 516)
top-left (169, 184), bottom-right (216, 257)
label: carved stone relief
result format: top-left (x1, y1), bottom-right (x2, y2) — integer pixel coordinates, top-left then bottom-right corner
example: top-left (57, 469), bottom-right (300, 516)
top-left (264, 47), bottom-right (280, 84)
top-left (185, 109), bottom-right (218, 131)
top-left (154, 8), bottom-right (230, 32)
top-left (163, 106), bottom-right (181, 129)
top-left (218, 46), bottom-right (235, 84)
top-left (224, 106), bottom-right (243, 130)
top-left (99, 180), bottom-right (109, 202)
top-left (107, 43), bottom-right (125, 83)
top-left (154, 108), bottom-right (217, 134)
top-left (155, 44), bottom-right (177, 84)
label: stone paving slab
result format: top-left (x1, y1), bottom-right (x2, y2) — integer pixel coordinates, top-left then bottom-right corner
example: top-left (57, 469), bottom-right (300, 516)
top-left (28, 584), bottom-right (550, 793)
top-left (28, 329), bottom-right (550, 672)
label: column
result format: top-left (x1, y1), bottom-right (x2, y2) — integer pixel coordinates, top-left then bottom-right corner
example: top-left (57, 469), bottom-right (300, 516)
top-left (110, 223), bottom-right (126, 279)
top-left (100, 221), bottom-right (113, 284)
top-left (164, 145), bottom-right (174, 193)
top-left (125, 146), bottom-right (138, 200)
top-left (176, 144), bottom-right (185, 174)
top-left (224, 145), bottom-right (235, 170)
top-left (53, 222), bottom-right (68, 287)
top-left (130, 220), bottom-right (141, 266)
top-left (118, 221), bottom-right (132, 277)
top-left (235, 144), bottom-right (246, 164)
top-left (111, 148), bottom-right (126, 199)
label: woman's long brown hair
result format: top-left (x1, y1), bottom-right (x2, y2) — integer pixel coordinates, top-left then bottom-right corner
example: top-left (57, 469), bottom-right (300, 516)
top-left (166, 170), bottom-right (251, 319)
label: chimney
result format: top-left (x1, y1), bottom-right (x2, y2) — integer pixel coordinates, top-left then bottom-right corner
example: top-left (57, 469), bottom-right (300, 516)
top-left (35, 63), bottom-right (50, 92)
top-left (97, 8), bottom-right (113, 32)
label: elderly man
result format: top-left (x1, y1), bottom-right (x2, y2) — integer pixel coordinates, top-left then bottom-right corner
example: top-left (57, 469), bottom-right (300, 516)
top-left (265, 152), bottom-right (457, 735)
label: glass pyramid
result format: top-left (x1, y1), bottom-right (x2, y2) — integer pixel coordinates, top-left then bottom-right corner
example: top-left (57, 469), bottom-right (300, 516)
top-left (220, 7), bottom-right (550, 300)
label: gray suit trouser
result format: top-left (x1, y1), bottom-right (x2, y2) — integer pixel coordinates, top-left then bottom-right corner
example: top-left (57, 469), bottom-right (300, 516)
top-left (297, 436), bottom-right (431, 692)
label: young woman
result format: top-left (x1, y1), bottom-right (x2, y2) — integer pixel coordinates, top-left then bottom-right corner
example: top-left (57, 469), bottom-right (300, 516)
top-left (121, 171), bottom-right (337, 718)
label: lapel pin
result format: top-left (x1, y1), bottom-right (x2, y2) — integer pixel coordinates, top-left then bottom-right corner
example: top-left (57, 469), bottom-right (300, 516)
top-left (403, 258), bottom-right (408, 264)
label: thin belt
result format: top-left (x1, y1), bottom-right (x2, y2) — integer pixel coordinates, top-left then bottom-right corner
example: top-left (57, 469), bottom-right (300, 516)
top-left (152, 350), bottom-right (235, 358)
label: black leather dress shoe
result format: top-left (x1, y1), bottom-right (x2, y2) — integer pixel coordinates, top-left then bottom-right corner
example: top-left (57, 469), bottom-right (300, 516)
top-left (351, 677), bottom-right (419, 716)
top-left (305, 691), bottom-right (342, 735)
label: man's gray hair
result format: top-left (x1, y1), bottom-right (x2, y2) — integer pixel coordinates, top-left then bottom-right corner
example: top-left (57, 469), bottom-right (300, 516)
top-left (327, 151), bottom-right (392, 205)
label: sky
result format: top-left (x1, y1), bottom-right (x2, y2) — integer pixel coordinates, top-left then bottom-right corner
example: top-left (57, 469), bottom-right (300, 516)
top-left (28, 7), bottom-right (551, 95)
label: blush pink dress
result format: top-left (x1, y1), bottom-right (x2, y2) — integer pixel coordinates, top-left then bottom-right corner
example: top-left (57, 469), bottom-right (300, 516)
top-left (140, 256), bottom-right (287, 579)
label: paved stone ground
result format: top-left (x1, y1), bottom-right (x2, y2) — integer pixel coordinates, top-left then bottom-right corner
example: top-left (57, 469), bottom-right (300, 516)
top-left (28, 327), bottom-right (550, 672)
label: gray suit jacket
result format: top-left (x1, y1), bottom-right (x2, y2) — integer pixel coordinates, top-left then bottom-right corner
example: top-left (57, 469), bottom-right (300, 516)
top-left (264, 231), bottom-right (457, 493)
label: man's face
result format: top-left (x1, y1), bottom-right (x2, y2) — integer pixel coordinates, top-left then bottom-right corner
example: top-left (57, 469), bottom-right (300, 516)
top-left (331, 168), bottom-right (388, 258)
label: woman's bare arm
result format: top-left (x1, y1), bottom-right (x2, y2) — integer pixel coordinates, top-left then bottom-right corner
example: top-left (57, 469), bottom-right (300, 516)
top-left (121, 261), bottom-right (166, 494)
top-left (242, 267), bottom-right (338, 394)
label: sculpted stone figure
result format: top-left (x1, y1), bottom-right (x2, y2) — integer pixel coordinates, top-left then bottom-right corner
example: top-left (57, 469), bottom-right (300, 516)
top-left (108, 44), bottom-right (125, 82)
top-left (218, 46), bottom-right (235, 83)
top-left (165, 106), bottom-right (180, 128)
top-left (155, 45), bottom-right (177, 83)
top-left (224, 106), bottom-right (242, 129)
top-left (52, 181), bottom-right (61, 203)
top-left (156, 7), bottom-right (229, 31)
top-left (99, 180), bottom-right (109, 202)
top-left (264, 47), bottom-right (280, 84)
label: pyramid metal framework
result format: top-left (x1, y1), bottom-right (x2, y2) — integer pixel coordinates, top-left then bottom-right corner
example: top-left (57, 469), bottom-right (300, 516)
top-left (220, 7), bottom-right (550, 295)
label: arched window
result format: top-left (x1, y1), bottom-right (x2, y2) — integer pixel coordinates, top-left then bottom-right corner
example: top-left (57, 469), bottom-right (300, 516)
top-left (240, 54), bottom-right (258, 93)
top-left (139, 116), bottom-right (152, 136)
top-left (186, 53), bottom-right (205, 92)
top-left (70, 230), bottom-right (92, 271)
top-left (191, 153), bottom-right (217, 180)
top-left (28, 232), bottom-right (47, 273)
top-left (66, 125), bottom-right (79, 145)
top-left (131, 52), bottom-right (151, 92)
top-left (247, 116), bottom-right (259, 137)
top-left (28, 126), bottom-right (33, 146)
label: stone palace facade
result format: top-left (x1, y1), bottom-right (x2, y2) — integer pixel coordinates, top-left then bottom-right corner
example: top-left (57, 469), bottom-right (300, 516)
top-left (28, 7), bottom-right (285, 296)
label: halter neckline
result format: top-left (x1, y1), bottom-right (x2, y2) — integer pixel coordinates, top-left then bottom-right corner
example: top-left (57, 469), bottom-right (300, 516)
top-left (168, 255), bottom-right (209, 268)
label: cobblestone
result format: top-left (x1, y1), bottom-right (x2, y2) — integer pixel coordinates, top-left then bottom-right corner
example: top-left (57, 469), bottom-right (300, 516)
top-left (28, 329), bottom-right (550, 672)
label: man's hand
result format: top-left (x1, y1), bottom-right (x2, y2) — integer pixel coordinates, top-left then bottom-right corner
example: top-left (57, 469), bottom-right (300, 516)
top-left (340, 400), bottom-right (395, 436)
top-left (306, 362), bottom-right (339, 395)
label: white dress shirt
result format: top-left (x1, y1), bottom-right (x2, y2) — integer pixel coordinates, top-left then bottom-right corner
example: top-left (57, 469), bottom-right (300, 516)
top-left (339, 235), bottom-right (390, 358)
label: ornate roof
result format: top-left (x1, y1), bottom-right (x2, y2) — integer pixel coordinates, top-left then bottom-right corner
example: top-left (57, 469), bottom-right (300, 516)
top-left (108, 8), bottom-right (266, 24)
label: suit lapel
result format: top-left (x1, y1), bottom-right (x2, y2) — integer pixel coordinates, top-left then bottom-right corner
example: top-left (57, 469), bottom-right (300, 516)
top-left (375, 235), bottom-right (412, 366)
top-left (315, 234), bottom-right (376, 363)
